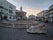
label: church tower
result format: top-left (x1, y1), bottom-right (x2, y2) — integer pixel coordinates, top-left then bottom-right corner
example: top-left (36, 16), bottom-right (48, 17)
top-left (20, 6), bottom-right (22, 11)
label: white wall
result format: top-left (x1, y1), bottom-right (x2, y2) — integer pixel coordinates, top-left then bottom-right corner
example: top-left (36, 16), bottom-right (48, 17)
top-left (0, 0), bottom-right (16, 21)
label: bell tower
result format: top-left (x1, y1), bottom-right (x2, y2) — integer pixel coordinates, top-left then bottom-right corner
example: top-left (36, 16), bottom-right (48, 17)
top-left (20, 6), bottom-right (22, 11)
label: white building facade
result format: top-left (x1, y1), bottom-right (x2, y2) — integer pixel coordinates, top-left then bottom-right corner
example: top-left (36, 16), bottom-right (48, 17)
top-left (0, 0), bottom-right (16, 21)
top-left (37, 10), bottom-right (48, 18)
top-left (37, 10), bottom-right (49, 21)
top-left (48, 4), bottom-right (53, 22)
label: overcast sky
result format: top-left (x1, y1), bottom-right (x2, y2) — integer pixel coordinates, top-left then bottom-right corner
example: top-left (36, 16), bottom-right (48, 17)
top-left (7, 0), bottom-right (53, 16)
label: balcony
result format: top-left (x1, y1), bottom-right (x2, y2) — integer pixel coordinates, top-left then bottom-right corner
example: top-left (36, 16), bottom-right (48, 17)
top-left (0, 12), bottom-right (4, 15)
top-left (0, 6), bottom-right (4, 8)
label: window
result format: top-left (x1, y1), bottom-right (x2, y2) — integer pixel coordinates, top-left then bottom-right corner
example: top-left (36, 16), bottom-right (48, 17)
top-left (0, 6), bottom-right (8, 11)
top-left (4, 16), bottom-right (7, 20)
top-left (4, 8), bottom-right (8, 11)
top-left (51, 13), bottom-right (53, 14)
top-left (0, 6), bottom-right (3, 8)
top-left (0, 12), bottom-right (3, 15)
top-left (9, 9), bottom-right (13, 13)
top-left (9, 7), bottom-right (13, 9)
top-left (49, 8), bottom-right (53, 12)
top-left (9, 17), bottom-right (11, 19)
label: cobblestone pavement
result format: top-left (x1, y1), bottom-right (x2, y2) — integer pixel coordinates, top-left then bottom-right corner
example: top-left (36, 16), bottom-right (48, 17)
top-left (0, 23), bottom-right (53, 40)
top-left (0, 27), bottom-right (49, 40)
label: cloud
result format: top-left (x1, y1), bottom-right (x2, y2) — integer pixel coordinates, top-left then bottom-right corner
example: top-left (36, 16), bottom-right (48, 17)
top-left (25, 7), bottom-right (42, 17)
